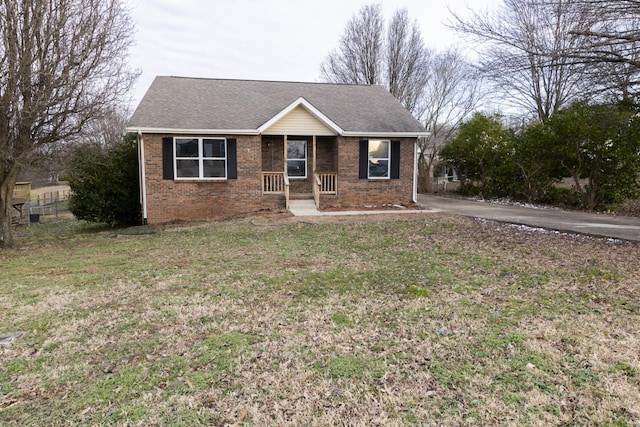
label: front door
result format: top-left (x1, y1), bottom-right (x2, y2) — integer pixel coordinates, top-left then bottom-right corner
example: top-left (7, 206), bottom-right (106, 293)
top-left (287, 139), bottom-right (312, 194)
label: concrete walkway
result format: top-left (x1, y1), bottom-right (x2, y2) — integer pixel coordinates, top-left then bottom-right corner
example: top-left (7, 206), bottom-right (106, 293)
top-left (288, 199), bottom-right (430, 217)
top-left (417, 194), bottom-right (640, 242)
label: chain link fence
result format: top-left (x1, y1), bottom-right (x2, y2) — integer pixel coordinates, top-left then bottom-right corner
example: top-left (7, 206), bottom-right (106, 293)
top-left (12, 185), bottom-right (73, 225)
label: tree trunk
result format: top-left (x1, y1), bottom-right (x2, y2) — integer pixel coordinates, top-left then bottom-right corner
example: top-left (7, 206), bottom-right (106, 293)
top-left (417, 155), bottom-right (432, 194)
top-left (0, 167), bottom-right (19, 247)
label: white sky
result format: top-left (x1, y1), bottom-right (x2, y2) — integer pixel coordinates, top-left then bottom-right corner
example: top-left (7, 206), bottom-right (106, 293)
top-left (126, 0), bottom-right (501, 109)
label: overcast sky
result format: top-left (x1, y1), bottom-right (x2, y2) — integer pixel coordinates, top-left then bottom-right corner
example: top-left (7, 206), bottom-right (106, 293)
top-left (126, 0), bottom-right (501, 109)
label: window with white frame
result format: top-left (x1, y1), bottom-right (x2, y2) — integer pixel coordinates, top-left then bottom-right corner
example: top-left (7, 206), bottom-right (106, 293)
top-left (287, 140), bottom-right (307, 178)
top-left (368, 139), bottom-right (390, 179)
top-left (175, 137), bottom-right (227, 179)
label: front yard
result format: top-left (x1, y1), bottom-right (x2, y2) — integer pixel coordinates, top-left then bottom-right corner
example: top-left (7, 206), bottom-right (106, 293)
top-left (1, 213), bottom-right (638, 426)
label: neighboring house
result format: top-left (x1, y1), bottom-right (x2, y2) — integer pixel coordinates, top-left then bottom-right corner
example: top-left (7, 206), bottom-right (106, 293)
top-left (127, 77), bottom-right (428, 224)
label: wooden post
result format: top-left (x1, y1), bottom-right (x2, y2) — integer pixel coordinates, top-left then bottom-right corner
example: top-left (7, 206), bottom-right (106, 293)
top-left (312, 135), bottom-right (316, 173)
top-left (284, 134), bottom-right (288, 174)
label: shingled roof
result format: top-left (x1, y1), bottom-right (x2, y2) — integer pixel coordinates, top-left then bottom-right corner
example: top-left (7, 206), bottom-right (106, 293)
top-left (128, 76), bottom-right (428, 136)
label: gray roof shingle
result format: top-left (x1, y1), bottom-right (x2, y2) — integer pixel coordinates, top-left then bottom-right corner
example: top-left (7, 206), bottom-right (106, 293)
top-left (128, 76), bottom-right (427, 135)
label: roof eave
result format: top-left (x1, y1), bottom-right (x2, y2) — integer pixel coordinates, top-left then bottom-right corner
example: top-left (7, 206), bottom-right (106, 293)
top-left (126, 128), bottom-right (430, 139)
top-left (342, 131), bottom-right (430, 138)
top-left (126, 127), bottom-right (260, 135)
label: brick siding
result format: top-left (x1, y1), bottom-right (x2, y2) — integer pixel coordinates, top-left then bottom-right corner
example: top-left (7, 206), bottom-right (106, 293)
top-left (320, 137), bottom-right (415, 210)
top-left (142, 134), bottom-right (279, 224)
top-left (141, 134), bottom-right (415, 223)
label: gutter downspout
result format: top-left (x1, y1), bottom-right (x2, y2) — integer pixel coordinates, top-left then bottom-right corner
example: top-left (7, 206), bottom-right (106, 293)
top-left (412, 138), bottom-right (418, 204)
top-left (137, 131), bottom-right (148, 225)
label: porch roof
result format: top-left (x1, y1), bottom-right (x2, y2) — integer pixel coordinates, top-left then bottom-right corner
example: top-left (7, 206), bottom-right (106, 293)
top-left (127, 77), bottom-right (428, 137)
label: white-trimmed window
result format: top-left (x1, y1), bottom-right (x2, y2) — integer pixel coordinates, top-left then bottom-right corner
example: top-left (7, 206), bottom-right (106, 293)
top-left (174, 137), bottom-right (227, 179)
top-left (287, 140), bottom-right (307, 178)
top-left (368, 139), bottom-right (390, 179)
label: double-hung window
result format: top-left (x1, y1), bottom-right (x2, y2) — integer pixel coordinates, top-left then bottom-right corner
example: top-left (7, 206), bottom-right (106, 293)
top-left (287, 140), bottom-right (307, 178)
top-left (368, 139), bottom-right (390, 179)
top-left (175, 137), bottom-right (227, 179)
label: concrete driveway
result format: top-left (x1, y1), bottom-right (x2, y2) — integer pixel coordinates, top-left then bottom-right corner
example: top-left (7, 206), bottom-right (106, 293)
top-left (417, 194), bottom-right (640, 242)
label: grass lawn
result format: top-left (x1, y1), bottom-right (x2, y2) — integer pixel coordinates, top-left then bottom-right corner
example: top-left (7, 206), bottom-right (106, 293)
top-left (1, 213), bottom-right (639, 426)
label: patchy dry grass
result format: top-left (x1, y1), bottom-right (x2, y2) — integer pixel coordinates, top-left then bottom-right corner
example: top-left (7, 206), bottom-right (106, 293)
top-left (1, 213), bottom-right (639, 426)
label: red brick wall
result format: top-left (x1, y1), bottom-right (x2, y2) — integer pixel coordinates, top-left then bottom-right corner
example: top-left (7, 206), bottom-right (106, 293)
top-left (142, 134), bottom-right (280, 224)
top-left (141, 134), bottom-right (416, 223)
top-left (261, 136), bottom-right (284, 172)
top-left (316, 137), bottom-right (337, 172)
top-left (320, 137), bottom-right (415, 210)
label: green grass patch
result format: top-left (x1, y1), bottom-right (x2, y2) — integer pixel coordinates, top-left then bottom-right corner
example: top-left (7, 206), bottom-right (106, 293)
top-left (325, 356), bottom-right (386, 379)
top-left (330, 312), bottom-right (351, 326)
top-left (196, 332), bottom-right (258, 373)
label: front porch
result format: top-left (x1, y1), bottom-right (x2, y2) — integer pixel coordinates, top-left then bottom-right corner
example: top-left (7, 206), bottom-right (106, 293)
top-left (260, 135), bottom-right (338, 210)
top-left (262, 171), bottom-right (337, 210)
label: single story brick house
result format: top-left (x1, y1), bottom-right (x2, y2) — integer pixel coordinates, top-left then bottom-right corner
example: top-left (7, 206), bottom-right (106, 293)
top-left (127, 76), bottom-right (428, 224)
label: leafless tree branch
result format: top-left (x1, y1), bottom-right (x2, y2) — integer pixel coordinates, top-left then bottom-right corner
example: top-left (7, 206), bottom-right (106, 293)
top-left (449, 0), bottom-right (591, 122)
top-left (416, 49), bottom-right (484, 192)
top-left (320, 4), bottom-right (384, 85)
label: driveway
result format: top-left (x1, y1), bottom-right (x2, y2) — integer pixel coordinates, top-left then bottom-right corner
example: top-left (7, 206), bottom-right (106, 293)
top-left (417, 194), bottom-right (640, 242)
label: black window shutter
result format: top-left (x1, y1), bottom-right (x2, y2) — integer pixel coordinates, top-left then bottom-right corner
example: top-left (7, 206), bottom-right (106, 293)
top-left (390, 140), bottom-right (401, 179)
top-left (358, 139), bottom-right (368, 179)
top-left (162, 137), bottom-right (174, 180)
top-left (227, 138), bottom-right (237, 179)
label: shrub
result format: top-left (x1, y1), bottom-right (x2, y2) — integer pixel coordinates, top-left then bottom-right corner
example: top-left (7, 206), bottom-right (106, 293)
top-left (546, 101), bottom-right (640, 210)
top-left (67, 134), bottom-right (141, 226)
top-left (618, 199), bottom-right (640, 217)
top-left (439, 113), bottom-right (514, 198)
top-left (539, 187), bottom-right (581, 209)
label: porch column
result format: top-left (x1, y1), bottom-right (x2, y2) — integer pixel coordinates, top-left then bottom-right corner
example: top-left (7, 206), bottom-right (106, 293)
top-left (312, 135), bottom-right (316, 173)
top-left (283, 134), bottom-right (288, 174)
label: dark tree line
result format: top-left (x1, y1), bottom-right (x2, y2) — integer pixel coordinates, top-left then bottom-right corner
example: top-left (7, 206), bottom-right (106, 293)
top-left (441, 0), bottom-right (640, 212)
top-left (439, 100), bottom-right (640, 211)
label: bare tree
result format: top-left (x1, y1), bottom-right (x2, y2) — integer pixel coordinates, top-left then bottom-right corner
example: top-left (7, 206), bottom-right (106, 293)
top-left (385, 9), bottom-right (431, 113)
top-left (0, 0), bottom-right (138, 247)
top-left (320, 4), bottom-right (384, 85)
top-left (584, 44), bottom-right (640, 101)
top-left (565, 0), bottom-right (640, 68)
top-left (450, 0), bottom-right (591, 122)
top-left (320, 4), bottom-right (431, 116)
top-left (19, 107), bottom-right (131, 184)
top-left (415, 49), bottom-right (484, 193)
top-left (561, 1), bottom-right (640, 99)
top-left (80, 107), bottom-right (131, 148)
top-left (322, 4), bottom-right (483, 192)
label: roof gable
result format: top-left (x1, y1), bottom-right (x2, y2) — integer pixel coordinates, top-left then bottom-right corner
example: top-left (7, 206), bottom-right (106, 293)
top-left (128, 77), bottom-right (428, 137)
top-left (259, 97), bottom-right (340, 136)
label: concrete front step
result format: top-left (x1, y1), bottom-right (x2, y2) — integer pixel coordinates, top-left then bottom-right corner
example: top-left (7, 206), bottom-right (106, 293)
top-left (288, 198), bottom-right (320, 215)
top-left (289, 193), bottom-right (314, 200)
